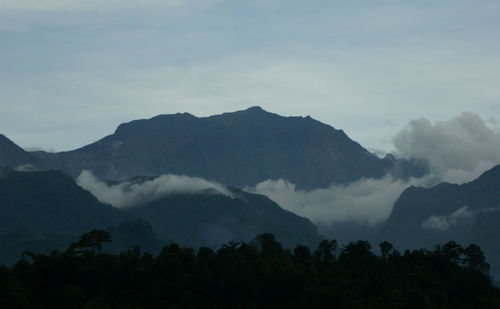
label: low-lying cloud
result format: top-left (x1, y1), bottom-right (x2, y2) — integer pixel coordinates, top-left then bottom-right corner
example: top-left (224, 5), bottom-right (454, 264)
top-left (394, 112), bottom-right (500, 184)
top-left (77, 170), bottom-right (232, 208)
top-left (75, 112), bottom-right (500, 227)
top-left (247, 176), bottom-right (418, 226)
top-left (248, 112), bottom-right (500, 226)
top-left (421, 206), bottom-right (472, 231)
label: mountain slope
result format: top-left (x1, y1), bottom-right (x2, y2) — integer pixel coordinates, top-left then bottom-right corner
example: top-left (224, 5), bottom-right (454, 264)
top-left (383, 165), bottom-right (500, 246)
top-left (0, 170), bottom-right (137, 264)
top-left (32, 107), bottom-right (427, 189)
top-left (0, 170), bottom-right (127, 235)
top-left (0, 134), bottom-right (38, 168)
top-left (128, 187), bottom-right (320, 249)
top-left (381, 165), bottom-right (500, 279)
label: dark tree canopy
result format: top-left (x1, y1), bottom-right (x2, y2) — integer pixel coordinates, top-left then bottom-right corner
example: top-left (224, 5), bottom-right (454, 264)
top-left (0, 233), bottom-right (498, 309)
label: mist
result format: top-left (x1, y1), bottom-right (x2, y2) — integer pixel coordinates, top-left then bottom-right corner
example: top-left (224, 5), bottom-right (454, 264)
top-left (247, 176), bottom-right (419, 226)
top-left (76, 170), bottom-right (233, 208)
top-left (421, 206), bottom-right (472, 231)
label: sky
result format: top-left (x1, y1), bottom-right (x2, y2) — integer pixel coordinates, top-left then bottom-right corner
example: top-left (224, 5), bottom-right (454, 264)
top-left (1, 0), bottom-right (500, 152)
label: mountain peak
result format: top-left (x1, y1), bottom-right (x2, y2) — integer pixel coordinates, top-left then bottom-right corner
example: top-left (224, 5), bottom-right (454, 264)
top-left (31, 108), bottom-right (427, 189)
top-left (245, 106), bottom-right (266, 113)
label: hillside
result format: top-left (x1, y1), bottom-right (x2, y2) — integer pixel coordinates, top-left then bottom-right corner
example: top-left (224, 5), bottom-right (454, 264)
top-left (0, 170), bottom-right (129, 264)
top-left (381, 165), bottom-right (500, 278)
top-left (129, 187), bottom-right (320, 248)
top-left (0, 134), bottom-right (38, 168)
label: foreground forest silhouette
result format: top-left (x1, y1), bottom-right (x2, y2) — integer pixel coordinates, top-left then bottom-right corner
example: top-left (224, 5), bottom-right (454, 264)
top-left (1, 231), bottom-right (499, 308)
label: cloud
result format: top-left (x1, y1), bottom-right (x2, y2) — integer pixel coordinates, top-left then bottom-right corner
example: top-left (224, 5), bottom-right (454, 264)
top-left (14, 164), bottom-right (39, 172)
top-left (421, 206), bottom-right (472, 231)
top-left (247, 176), bottom-right (416, 226)
top-left (247, 112), bottom-right (500, 226)
top-left (393, 112), bottom-right (500, 183)
top-left (76, 170), bottom-right (232, 208)
top-left (0, 0), bottom-right (216, 11)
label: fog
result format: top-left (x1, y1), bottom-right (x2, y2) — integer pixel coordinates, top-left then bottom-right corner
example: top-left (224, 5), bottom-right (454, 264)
top-left (247, 176), bottom-right (419, 226)
top-left (77, 170), bottom-right (233, 208)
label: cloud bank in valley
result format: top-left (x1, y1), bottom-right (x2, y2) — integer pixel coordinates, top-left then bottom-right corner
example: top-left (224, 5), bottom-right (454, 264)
top-left (248, 176), bottom-right (415, 226)
top-left (76, 170), bottom-right (232, 208)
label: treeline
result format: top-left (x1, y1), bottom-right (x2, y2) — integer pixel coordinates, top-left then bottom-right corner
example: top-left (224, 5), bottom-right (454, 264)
top-left (0, 231), bottom-right (499, 309)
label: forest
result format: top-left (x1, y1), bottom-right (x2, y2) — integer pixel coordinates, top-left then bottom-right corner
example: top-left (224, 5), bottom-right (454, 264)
top-left (1, 230), bottom-right (499, 309)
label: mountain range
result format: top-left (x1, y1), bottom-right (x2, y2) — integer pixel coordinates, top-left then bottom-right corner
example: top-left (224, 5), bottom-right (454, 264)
top-left (1, 107), bottom-right (499, 280)
top-left (0, 169), bottom-right (319, 265)
top-left (26, 106), bottom-right (427, 189)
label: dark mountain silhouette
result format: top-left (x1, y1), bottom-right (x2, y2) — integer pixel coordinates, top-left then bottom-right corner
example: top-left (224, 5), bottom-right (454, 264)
top-left (0, 170), bottom-right (320, 264)
top-left (31, 107), bottom-right (428, 189)
top-left (0, 170), bottom-right (127, 235)
top-left (381, 164), bottom-right (500, 279)
top-left (129, 187), bottom-right (320, 249)
top-left (0, 170), bottom-right (131, 264)
top-left (0, 134), bottom-right (38, 168)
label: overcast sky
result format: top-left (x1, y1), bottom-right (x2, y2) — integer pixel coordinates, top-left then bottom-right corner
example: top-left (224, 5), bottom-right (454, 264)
top-left (1, 0), bottom-right (500, 152)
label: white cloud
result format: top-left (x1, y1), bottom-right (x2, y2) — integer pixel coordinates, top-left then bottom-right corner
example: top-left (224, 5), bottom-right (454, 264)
top-left (247, 176), bottom-right (417, 226)
top-left (421, 206), bottom-right (471, 231)
top-left (76, 170), bottom-right (233, 208)
top-left (394, 112), bottom-right (500, 183)
top-left (247, 111), bottom-right (500, 225)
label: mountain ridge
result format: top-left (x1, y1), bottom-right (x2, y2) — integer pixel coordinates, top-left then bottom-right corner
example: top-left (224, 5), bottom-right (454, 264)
top-left (28, 107), bottom-right (428, 189)
top-left (0, 134), bottom-right (38, 168)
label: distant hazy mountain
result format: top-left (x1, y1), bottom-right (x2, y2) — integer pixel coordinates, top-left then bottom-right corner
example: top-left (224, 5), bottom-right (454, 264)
top-left (0, 134), bottom-right (38, 168)
top-left (31, 107), bottom-right (428, 189)
top-left (381, 165), bottom-right (500, 278)
top-left (129, 187), bottom-right (320, 249)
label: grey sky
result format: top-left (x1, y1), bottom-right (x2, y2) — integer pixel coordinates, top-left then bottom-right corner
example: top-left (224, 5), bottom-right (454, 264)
top-left (1, 0), bottom-right (500, 152)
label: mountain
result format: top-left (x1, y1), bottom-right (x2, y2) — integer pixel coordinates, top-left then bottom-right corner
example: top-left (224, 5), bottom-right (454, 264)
top-left (0, 134), bottom-right (38, 168)
top-left (0, 170), bottom-right (127, 235)
top-left (31, 107), bottom-right (428, 189)
top-left (0, 169), bottom-right (320, 264)
top-left (128, 187), bottom-right (320, 249)
top-left (0, 170), bottom-right (134, 264)
top-left (381, 164), bottom-right (500, 278)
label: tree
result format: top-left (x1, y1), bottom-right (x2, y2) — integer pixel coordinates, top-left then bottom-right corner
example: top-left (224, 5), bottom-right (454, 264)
top-left (314, 239), bottom-right (337, 263)
top-left (441, 241), bottom-right (464, 264)
top-left (69, 229), bottom-right (111, 254)
top-left (463, 244), bottom-right (490, 275)
top-left (340, 240), bottom-right (373, 263)
top-left (379, 241), bottom-right (394, 260)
